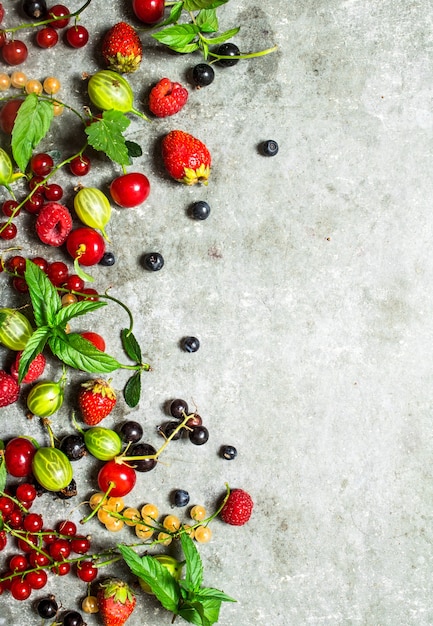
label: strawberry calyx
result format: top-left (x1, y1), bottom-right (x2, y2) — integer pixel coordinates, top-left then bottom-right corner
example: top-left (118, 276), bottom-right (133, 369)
top-left (99, 576), bottom-right (135, 604)
top-left (80, 378), bottom-right (116, 400)
top-left (106, 52), bottom-right (142, 74)
top-left (181, 163), bottom-right (210, 186)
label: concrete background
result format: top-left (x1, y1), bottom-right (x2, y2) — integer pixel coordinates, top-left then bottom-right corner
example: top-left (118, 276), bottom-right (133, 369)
top-left (1, 0), bottom-right (432, 624)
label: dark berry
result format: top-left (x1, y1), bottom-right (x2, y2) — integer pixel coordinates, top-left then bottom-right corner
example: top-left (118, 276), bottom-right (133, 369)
top-left (191, 200), bottom-right (210, 220)
top-left (62, 610), bottom-right (85, 626)
top-left (173, 489), bottom-right (190, 507)
top-left (143, 252), bottom-right (164, 271)
top-left (59, 434), bottom-right (87, 461)
top-left (261, 140), bottom-right (279, 157)
top-left (129, 443), bottom-right (157, 472)
top-left (22, 0), bottom-right (48, 19)
top-left (216, 42), bottom-right (240, 66)
top-left (189, 425), bottom-right (209, 445)
top-left (35, 596), bottom-right (58, 619)
top-left (55, 477), bottom-right (77, 499)
top-left (170, 398), bottom-right (189, 419)
top-left (99, 251), bottom-right (116, 266)
top-left (185, 413), bottom-right (202, 428)
top-left (118, 420), bottom-right (143, 443)
top-left (220, 444), bottom-right (237, 460)
top-left (192, 63), bottom-right (215, 87)
top-left (159, 421), bottom-right (183, 440)
top-left (182, 336), bottom-right (200, 353)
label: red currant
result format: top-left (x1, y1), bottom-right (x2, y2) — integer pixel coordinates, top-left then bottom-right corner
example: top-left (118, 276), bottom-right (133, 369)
top-left (17, 533), bottom-right (39, 552)
top-left (29, 550), bottom-right (51, 567)
top-left (5, 437), bottom-right (36, 477)
top-left (69, 154), bottom-right (91, 176)
top-left (2, 40), bottom-right (28, 66)
top-left (9, 554), bottom-right (28, 572)
top-left (16, 483), bottom-right (37, 503)
top-left (57, 519), bottom-right (76, 536)
top-left (24, 192), bottom-right (44, 214)
top-left (31, 256), bottom-right (48, 273)
top-left (47, 261), bottom-right (68, 286)
top-left (70, 535), bottom-right (91, 554)
top-left (65, 24), bottom-right (89, 48)
top-left (76, 560), bottom-right (98, 582)
top-left (12, 276), bottom-right (29, 293)
top-left (0, 99), bottom-right (23, 134)
top-left (0, 495), bottom-right (15, 517)
top-left (6, 255), bottom-right (26, 275)
top-left (36, 26), bottom-right (59, 48)
top-left (8, 509), bottom-right (24, 529)
top-left (30, 152), bottom-right (54, 177)
top-left (49, 538), bottom-right (71, 560)
top-left (26, 568), bottom-right (48, 590)
top-left (0, 221), bottom-right (17, 240)
top-left (44, 183), bottom-right (63, 201)
top-left (0, 531), bottom-right (7, 551)
top-left (23, 512), bottom-right (43, 533)
top-left (2, 199), bottom-right (20, 217)
top-left (28, 175), bottom-right (46, 191)
top-left (10, 577), bottom-right (32, 600)
top-left (63, 274), bottom-right (84, 292)
top-left (77, 287), bottom-right (99, 301)
top-left (51, 561), bottom-right (71, 576)
top-left (42, 529), bottom-right (57, 544)
top-left (48, 4), bottom-right (70, 28)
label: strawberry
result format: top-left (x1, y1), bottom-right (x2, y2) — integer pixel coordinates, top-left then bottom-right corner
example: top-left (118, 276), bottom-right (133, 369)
top-left (78, 378), bottom-right (116, 425)
top-left (161, 129), bottom-right (211, 185)
top-left (149, 78), bottom-right (188, 117)
top-left (10, 351), bottom-right (46, 383)
top-left (0, 369), bottom-right (20, 407)
top-left (220, 488), bottom-right (254, 526)
top-left (35, 202), bottom-right (73, 247)
top-left (101, 22), bottom-right (142, 74)
top-left (97, 577), bottom-right (136, 626)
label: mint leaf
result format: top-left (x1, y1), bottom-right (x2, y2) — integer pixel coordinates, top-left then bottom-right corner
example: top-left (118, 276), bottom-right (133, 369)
top-left (118, 545), bottom-right (181, 613)
top-left (17, 326), bottom-right (50, 383)
top-left (25, 259), bottom-right (61, 327)
top-left (0, 454), bottom-right (7, 492)
top-left (54, 299), bottom-right (106, 327)
top-left (125, 140), bottom-right (142, 159)
top-left (48, 331), bottom-right (121, 373)
top-left (121, 329), bottom-right (142, 362)
top-left (184, 0), bottom-right (227, 9)
top-left (152, 24), bottom-right (200, 48)
top-left (195, 587), bottom-right (236, 603)
top-left (123, 372), bottom-right (141, 408)
top-left (204, 26), bottom-right (240, 45)
top-left (178, 599), bottom-right (218, 626)
top-left (12, 94), bottom-right (54, 172)
top-left (196, 8), bottom-right (218, 32)
top-left (162, 1), bottom-right (183, 25)
top-left (85, 110), bottom-right (131, 166)
top-left (170, 42), bottom-right (200, 53)
top-left (181, 533), bottom-right (203, 592)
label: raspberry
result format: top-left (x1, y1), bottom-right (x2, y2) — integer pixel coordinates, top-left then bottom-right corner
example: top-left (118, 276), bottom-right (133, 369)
top-left (149, 78), bottom-right (188, 118)
top-left (10, 351), bottom-right (46, 383)
top-left (0, 369), bottom-right (20, 407)
top-left (35, 202), bottom-right (73, 246)
top-left (220, 489), bottom-right (254, 526)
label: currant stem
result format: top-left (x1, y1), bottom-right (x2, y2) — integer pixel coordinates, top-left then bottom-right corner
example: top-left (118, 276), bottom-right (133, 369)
top-left (207, 44), bottom-right (278, 62)
top-left (1, 0), bottom-right (93, 35)
top-left (80, 482), bottom-right (114, 524)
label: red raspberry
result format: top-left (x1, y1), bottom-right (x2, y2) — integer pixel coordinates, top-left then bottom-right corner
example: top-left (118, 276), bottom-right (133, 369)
top-left (0, 369), bottom-right (20, 407)
top-left (10, 351), bottom-right (46, 384)
top-left (35, 202), bottom-right (72, 246)
top-left (220, 489), bottom-right (254, 526)
top-left (149, 78), bottom-right (188, 118)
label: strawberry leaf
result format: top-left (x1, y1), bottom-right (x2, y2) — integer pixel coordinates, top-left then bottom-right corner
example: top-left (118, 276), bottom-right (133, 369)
top-left (17, 326), bottom-right (50, 383)
top-left (85, 110), bottom-right (131, 166)
top-left (48, 330), bottom-right (121, 373)
top-left (120, 328), bottom-right (142, 362)
top-left (25, 259), bottom-right (61, 327)
top-left (152, 24), bottom-right (200, 48)
top-left (12, 94), bottom-right (54, 172)
top-left (54, 299), bottom-right (106, 326)
top-left (181, 533), bottom-right (203, 592)
top-left (123, 371), bottom-right (141, 408)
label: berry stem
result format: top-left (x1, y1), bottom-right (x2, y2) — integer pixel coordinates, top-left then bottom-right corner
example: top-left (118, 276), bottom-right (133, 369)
top-left (207, 44), bottom-right (278, 62)
top-left (1, 0), bottom-right (93, 35)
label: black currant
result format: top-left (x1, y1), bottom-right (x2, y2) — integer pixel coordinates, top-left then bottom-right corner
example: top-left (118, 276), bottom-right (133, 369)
top-left (173, 489), bottom-right (190, 507)
top-left (170, 398), bottom-right (189, 419)
top-left (216, 42), bottom-right (240, 66)
top-left (159, 421), bottom-right (183, 440)
top-left (189, 425), bottom-right (209, 445)
top-left (191, 200), bottom-right (211, 220)
top-left (261, 140), bottom-right (279, 157)
top-left (59, 434), bottom-right (87, 461)
top-left (118, 420), bottom-right (143, 443)
top-left (99, 251), bottom-right (116, 266)
top-left (143, 252), bottom-right (164, 271)
top-left (22, 0), bottom-right (48, 19)
top-left (186, 413), bottom-right (202, 428)
top-left (182, 336), bottom-right (200, 353)
top-left (220, 444), bottom-right (237, 460)
top-left (35, 596), bottom-right (58, 619)
top-left (62, 610), bottom-right (85, 626)
top-left (56, 478), bottom-right (78, 500)
top-left (129, 443), bottom-right (157, 472)
top-left (192, 63), bottom-right (215, 87)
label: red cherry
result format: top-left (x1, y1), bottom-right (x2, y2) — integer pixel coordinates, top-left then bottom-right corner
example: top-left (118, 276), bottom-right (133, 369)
top-left (65, 24), bottom-right (89, 48)
top-left (97, 460), bottom-right (136, 497)
top-left (66, 227), bottom-right (105, 266)
top-left (79, 331), bottom-right (105, 352)
top-left (2, 40), bottom-right (28, 65)
top-left (132, 0), bottom-right (165, 24)
top-left (109, 172), bottom-right (151, 208)
top-left (5, 437), bottom-right (37, 477)
top-left (0, 99), bottom-right (23, 133)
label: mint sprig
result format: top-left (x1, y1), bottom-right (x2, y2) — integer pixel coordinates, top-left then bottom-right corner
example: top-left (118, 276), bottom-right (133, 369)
top-left (119, 533), bottom-right (235, 626)
top-left (11, 94), bottom-right (54, 173)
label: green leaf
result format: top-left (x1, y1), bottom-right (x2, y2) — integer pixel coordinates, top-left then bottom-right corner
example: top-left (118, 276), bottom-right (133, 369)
top-left (0, 455), bottom-right (7, 493)
top-left (170, 42), bottom-right (200, 54)
top-left (196, 8), bottom-right (218, 32)
top-left (195, 587), bottom-right (236, 603)
top-left (25, 260), bottom-right (61, 327)
top-left (17, 326), bottom-right (50, 383)
top-left (204, 27), bottom-right (240, 46)
top-left (158, 1), bottom-right (183, 26)
top-left (54, 300), bottom-right (106, 327)
top-left (184, 0), bottom-right (227, 9)
top-left (152, 24), bottom-right (200, 48)
top-left (181, 533), bottom-right (203, 592)
top-left (120, 329), bottom-right (142, 362)
top-left (178, 599), bottom-right (219, 626)
top-left (11, 94), bottom-right (54, 172)
top-left (123, 372), bottom-right (141, 408)
top-left (125, 140), bottom-right (142, 159)
top-left (85, 110), bottom-right (131, 166)
top-left (48, 331), bottom-right (121, 373)
top-left (118, 545), bottom-right (181, 613)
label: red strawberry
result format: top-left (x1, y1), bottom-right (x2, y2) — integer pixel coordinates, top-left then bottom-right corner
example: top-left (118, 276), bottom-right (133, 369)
top-left (97, 577), bottom-right (136, 626)
top-left (0, 369), bottom-right (20, 407)
top-left (10, 351), bottom-right (46, 383)
top-left (149, 78), bottom-right (188, 118)
top-left (78, 378), bottom-right (116, 425)
top-left (35, 202), bottom-right (72, 247)
top-left (101, 22), bottom-right (142, 74)
top-left (220, 488), bottom-right (254, 526)
top-left (161, 130), bottom-right (211, 185)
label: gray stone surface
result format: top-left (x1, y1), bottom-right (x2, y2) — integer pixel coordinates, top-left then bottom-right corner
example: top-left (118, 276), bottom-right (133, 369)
top-left (1, 0), bottom-right (432, 624)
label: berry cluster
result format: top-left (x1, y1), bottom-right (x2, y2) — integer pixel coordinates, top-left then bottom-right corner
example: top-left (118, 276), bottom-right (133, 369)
top-left (159, 398), bottom-right (210, 446)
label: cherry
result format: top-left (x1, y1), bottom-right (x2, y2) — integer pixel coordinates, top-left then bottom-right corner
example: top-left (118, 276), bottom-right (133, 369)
top-left (5, 437), bottom-right (37, 477)
top-left (69, 154), bottom-right (91, 176)
top-left (48, 4), bottom-right (70, 28)
top-left (65, 24), bottom-right (89, 48)
top-left (36, 26), bottom-right (59, 48)
top-left (109, 172), bottom-right (151, 208)
top-left (97, 459), bottom-right (137, 497)
top-left (0, 222), bottom-right (17, 240)
top-left (0, 99), bottom-right (23, 133)
top-left (2, 40), bottom-right (28, 65)
top-left (66, 227), bottom-right (105, 266)
top-left (30, 152), bottom-right (54, 176)
top-left (132, 0), bottom-right (165, 24)
top-left (76, 560), bottom-right (98, 582)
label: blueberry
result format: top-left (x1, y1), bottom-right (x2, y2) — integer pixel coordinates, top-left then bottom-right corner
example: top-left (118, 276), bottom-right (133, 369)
top-left (173, 489), bottom-right (190, 507)
top-left (99, 251), bottom-right (116, 266)
top-left (216, 43), bottom-right (240, 67)
top-left (191, 200), bottom-right (210, 220)
top-left (192, 63), bottom-right (215, 87)
top-left (261, 140), bottom-right (279, 157)
top-left (143, 252), bottom-right (164, 271)
top-left (182, 336), bottom-right (200, 353)
top-left (220, 445), bottom-right (237, 460)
